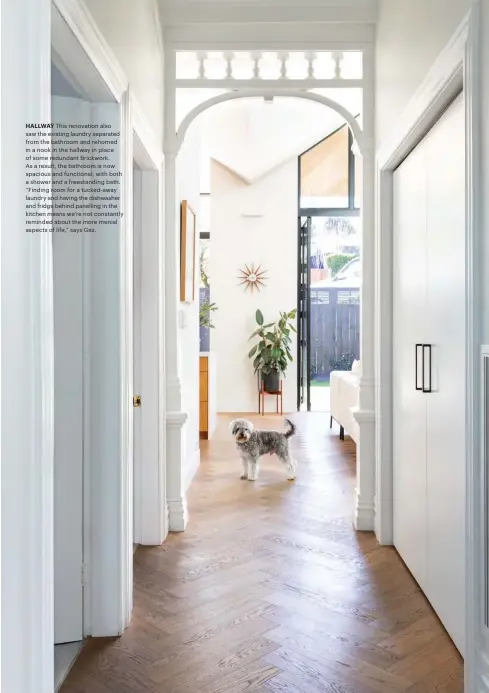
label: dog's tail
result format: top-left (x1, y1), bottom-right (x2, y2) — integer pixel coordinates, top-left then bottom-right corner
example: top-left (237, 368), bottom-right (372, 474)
top-left (284, 418), bottom-right (296, 439)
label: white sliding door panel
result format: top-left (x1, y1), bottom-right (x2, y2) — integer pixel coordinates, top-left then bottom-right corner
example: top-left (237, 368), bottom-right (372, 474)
top-left (425, 94), bottom-right (466, 655)
top-left (393, 142), bottom-right (428, 590)
top-left (52, 96), bottom-right (89, 643)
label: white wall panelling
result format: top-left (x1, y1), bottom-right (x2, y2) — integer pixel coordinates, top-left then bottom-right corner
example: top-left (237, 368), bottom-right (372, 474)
top-left (393, 93), bottom-right (466, 654)
top-left (375, 7), bottom-right (482, 691)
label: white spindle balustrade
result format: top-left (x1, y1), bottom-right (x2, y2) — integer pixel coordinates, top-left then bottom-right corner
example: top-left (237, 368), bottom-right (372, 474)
top-left (174, 50), bottom-right (362, 82)
top-left (197, 51), bottom-right (207, 79)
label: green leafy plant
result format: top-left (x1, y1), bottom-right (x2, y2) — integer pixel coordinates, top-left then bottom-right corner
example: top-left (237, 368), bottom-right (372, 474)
top-left (330, 352), bottom-right (356, 372)
top-left (248, 308), bottom-right (297, 376)
top-left (326, 253), bottom-right (355, 277)
top-left (199, 247), bottom-right (210, 288)
top-left (199, 299), bottom-right (218, 329)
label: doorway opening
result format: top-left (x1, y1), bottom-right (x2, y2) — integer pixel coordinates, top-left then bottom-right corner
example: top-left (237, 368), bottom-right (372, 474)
top-left (132, 132), bottom-right (162, 547)
top-left (297, 122), bottom-right (361, 412)
top-left (51, 58), bottom-right (89, 689)
top-left (51, 7), bottom-right (121, 688)
top-left (180, 91), bottom-right (363, 424)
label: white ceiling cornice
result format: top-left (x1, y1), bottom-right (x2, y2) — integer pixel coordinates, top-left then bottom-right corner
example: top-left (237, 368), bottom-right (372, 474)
top-left (164, 22), bottom-right (375, 49)
top-left (159, 0), bottom-right (378, 26)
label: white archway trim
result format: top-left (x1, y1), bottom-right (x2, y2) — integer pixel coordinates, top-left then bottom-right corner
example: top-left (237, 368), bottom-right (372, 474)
top-left (175, 89), bottom-right (364, 154)
top-left (166, 66), bottom-right (377, 535)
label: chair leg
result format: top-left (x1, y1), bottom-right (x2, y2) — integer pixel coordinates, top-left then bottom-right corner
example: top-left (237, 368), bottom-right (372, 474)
top-left (330, 416), bottom-right (333, 429)
top-left (340, 425), bottom-right (344, 441)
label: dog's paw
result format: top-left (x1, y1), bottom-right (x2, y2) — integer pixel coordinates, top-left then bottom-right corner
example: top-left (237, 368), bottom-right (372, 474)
top-left (240, 474), bottom-right (248, 480)
top-left (287, 476), bottom-right (296, 481)
top-left (248, 476), bottom-right (257, 482)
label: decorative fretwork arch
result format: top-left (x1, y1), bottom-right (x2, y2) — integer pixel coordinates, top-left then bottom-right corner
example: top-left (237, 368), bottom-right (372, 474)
top-left (175, 89), bottom-right (364, 155)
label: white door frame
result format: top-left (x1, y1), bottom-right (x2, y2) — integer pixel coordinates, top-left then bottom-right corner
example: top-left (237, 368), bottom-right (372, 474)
top-left (132, 125), bottom-right (167, 546)
top-left (375, 7), bottom-right (481, 692)
top-left (163, 42), bottom-right (377, 533)
top-left (54, 0), bottom-right (167, 628)
top-left (1, 1), bottom-right (165, 691)
top-left (52, 0), bottom-right (133, 639)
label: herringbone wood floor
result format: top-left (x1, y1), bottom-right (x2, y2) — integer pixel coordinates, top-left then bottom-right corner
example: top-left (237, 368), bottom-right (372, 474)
top-left (61, 413), bottom-right (463, 693)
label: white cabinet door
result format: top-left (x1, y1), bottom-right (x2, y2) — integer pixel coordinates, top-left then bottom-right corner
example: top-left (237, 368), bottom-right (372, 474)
top-left (52, 96), bottom-right (88, 644)
top-left (425, 94), bottom-right (465, 655)
top-left (393, 140), bottom-right (428, 590)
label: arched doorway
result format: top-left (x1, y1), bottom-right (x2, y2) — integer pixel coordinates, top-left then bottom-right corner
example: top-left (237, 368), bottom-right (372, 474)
top-left (163, 65), bottom-right (375, 535)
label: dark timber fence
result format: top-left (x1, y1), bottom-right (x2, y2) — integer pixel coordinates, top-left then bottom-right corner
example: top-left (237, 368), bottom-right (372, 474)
top-left (310, 286), bottom-right (360, 380)
top-left (199, 285), bottom-right (359, 378)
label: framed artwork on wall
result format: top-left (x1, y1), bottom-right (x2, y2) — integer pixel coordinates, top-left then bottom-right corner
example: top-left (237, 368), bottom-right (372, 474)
top-left (180, 200), bottom-right (197, 303)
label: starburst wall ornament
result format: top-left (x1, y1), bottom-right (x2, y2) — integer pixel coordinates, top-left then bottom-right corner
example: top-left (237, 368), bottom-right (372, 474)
top-left (237, 263), bottom-right (268, 293)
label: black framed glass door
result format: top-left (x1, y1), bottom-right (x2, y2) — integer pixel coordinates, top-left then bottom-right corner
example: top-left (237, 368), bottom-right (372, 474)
top-left (297, 217), bottom-right (311, 411)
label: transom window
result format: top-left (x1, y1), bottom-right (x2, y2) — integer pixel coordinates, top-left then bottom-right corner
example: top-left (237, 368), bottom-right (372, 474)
top-left (175, 51), bottom-right (363, 81)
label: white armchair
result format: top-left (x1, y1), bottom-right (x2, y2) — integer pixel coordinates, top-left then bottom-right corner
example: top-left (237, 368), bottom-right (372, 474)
top-left (329, 360), bottom-right (360, 444)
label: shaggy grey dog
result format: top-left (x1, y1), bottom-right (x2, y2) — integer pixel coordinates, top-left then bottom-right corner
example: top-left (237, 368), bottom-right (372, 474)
top-left (229, 418), bottom-right (297, 482)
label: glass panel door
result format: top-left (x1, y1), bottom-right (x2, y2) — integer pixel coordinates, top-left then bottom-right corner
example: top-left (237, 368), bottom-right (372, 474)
top-left (297, 217), bottom-right (311, 411)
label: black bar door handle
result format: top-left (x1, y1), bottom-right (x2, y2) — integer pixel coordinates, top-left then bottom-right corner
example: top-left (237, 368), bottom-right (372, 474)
top-left (415, 344), bottom-right (423, 390)
top-left (422, 344), bottom-right (432, 393)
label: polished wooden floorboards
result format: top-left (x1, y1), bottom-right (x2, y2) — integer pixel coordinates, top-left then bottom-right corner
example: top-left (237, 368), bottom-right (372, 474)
top-left (62, 413), bottom-right (463, 693)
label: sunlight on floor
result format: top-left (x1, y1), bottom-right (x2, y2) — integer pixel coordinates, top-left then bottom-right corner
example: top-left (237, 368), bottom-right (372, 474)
top-left (310, 384), bottom-right (330, 411)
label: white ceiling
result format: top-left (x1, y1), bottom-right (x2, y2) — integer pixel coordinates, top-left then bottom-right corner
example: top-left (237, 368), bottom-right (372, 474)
top-left (193, 90), bottom-right (362, 184)
top-left (159, 0), bottom-right (378, 25)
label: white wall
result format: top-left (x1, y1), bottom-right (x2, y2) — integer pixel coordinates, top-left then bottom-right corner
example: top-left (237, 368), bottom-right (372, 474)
top-left (375, 0), bottom-right (471, 142)
top-left (210, 158), bottom-right (298, 414)
top-left (177, 126), bottom-right (201, 487)
top-left (83, 0), bottom-right (164, 146)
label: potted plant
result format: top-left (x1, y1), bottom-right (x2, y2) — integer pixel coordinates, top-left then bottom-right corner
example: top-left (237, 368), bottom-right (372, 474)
top-left (200, 299), bottom-right (218, 329)
top-left (248, 308), bottom-right (297, 392)
top-left (199, 298), bottom-right (218, 351)
top-left (199, 245), bottom-right (217, 351)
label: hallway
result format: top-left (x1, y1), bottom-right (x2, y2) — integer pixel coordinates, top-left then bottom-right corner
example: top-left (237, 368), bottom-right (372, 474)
top-left (61, 413), bottom-right (462, 693)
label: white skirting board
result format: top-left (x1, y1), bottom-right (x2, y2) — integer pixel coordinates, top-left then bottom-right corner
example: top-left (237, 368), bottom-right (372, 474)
top-left (186, 448), bottom-right (201, 490)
